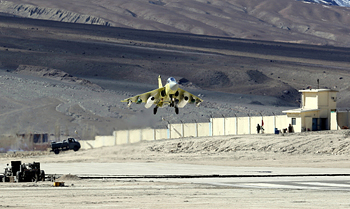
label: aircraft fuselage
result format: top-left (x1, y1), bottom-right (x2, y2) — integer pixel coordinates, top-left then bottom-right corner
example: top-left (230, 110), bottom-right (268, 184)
top-left (157, 77), bottom-right (179, 107)
top-left (121, 75), bottom-right (202, 115)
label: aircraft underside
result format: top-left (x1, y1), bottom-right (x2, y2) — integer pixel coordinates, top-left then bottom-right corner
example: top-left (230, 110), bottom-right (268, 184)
top-left (154, 96), bottom-right (179, 115)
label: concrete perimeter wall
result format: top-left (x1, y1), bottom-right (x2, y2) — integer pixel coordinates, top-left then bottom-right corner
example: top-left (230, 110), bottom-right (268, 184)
top-left (80, 114), bottom-right (296, 150)
top-left (335, 111), bottom-right (350, 130)
top-left (83, 111), bottom-right (349, 150)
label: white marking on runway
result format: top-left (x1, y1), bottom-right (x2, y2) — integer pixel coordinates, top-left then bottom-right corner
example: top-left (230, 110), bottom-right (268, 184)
top-left (211, 181), bottom-right (350, 191)
top-left (298, 182), bottom-right (350, 188)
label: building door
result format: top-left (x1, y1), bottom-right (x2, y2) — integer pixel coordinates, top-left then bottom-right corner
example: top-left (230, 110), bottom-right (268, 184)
top-left (319, 118), bottom-right (328, 130)
top-left (312, 118), bottom-right (318, 131)
top-left (312, 118), bottom-right (328, 131)
top-left (305, 117), bottom-right (312, 131)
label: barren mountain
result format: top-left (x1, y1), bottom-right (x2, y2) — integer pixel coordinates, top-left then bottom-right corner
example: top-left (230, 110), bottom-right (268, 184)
top-left (0, 0), bottom-right (350, 138)
top-left (1, 0), bottom-right (350, 47)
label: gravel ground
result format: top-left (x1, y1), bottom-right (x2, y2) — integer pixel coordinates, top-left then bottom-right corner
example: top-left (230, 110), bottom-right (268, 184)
top-left (0, 68), bottom-right (296, 139)
top-left (1, 130), bottom-right (350, 208)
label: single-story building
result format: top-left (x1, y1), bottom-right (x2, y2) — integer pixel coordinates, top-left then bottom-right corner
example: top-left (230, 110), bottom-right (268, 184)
top-left (282, 89), bottom-right (338, 132)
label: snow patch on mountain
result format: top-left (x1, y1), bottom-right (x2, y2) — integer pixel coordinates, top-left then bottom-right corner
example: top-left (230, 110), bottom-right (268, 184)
top-left (298, 0), bottom-right (350, 7)
top-left (334, 0), bottom-right (350, 6)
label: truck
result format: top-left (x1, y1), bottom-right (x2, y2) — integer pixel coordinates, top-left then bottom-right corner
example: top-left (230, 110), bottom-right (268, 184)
top-left (51, 138), bottom-right (81, 154)
top-left (1, 161), bottom-right (45, 183)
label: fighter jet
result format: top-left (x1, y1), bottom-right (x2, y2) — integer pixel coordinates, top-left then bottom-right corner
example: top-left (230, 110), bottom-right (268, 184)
top-left (121, 75), bottom-right (203, 114)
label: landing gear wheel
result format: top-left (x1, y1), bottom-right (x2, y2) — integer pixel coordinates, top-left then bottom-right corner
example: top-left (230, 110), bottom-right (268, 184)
top-left (153, 107), bottom-right (158, 115)
top-left (175, 107), bottom-right (179, 114)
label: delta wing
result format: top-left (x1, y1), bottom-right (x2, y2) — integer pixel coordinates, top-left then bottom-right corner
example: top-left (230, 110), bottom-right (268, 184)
top-left (175, 88), bottom-right (203, 108)
top-left (121, 87), bottom-right (165, 108)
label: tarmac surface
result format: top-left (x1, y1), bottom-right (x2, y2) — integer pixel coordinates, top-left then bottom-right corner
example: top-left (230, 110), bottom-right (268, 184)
top-left (36, 163), bottom-right (350, 176)
top-left (7, 162), bottom-right (348, 191)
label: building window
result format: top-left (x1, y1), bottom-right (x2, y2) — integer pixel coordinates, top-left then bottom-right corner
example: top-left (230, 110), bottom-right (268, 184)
top-left (292, 118), bottom-right (296, 125)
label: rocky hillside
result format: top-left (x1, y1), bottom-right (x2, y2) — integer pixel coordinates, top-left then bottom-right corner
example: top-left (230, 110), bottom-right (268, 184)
top-left (0, 0), bottom-right (111, 26)
top-left (0, 1), bottom-right (350, 137)
top-left (14, 65), bottom-right (101, 88)
top-left (1, 0), bottom-right (350, 47)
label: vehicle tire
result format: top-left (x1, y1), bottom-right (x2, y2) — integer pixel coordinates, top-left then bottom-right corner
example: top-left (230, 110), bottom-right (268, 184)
top-left (34, 173), bottom-right (39, 183)
top-left (16, 171), bottom-right (21, 183)
top-left (40, 170), bottom-right (45, 181)
top-left (54, 149), bottom-right (59, 155)
top-left (73, 146), bottom-right (79, 152)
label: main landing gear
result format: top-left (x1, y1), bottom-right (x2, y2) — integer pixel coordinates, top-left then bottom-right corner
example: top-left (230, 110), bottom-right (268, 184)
top-left (175, 106), bottom-right (179, 114)
top-left (153, 106), bottom-right (158, 115)
top-left (170, 101), bottom-right (179, 114)
top-left (153, 106), bottom-right (179, 115)
top-left (169, 95), bottom-right (179, 114)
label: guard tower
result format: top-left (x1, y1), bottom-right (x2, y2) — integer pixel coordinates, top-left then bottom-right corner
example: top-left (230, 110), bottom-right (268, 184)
top-left (282, 89), bottom-right (338, 132)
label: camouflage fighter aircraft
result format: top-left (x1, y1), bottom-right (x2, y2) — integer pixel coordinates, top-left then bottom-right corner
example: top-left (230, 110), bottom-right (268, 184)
top-left (121, 76), bottom-right (203, 114)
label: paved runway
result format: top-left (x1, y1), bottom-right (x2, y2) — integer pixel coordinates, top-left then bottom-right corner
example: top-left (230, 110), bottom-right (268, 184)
top-left (229, 179), bottom-right (350, 190)
top-left (35, 163), bottom-right (350, 176)
top-left (165, 176), bottom-right (350, 191)
top-left (38, 163), bottom-right (350, 191)
top-left (3, 162), bottom-right (350, 190)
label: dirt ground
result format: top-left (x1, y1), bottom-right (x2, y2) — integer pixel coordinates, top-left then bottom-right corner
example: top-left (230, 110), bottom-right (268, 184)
top-left (1, 130), bottom-right (350, 208)
top-left (2, 129), bottom-right (350, 167)
top-left (1, 179), bottom-right (349, 209)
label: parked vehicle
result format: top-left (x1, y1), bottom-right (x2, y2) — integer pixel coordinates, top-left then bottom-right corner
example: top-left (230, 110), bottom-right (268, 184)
top-left (1, 161), bottom-right (45, 182)
top-left (51, 138), bottom-right (81, 154)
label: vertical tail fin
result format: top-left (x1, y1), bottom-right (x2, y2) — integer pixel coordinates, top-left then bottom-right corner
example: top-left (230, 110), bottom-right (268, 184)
top-left (158, 75), bottom-right (163, 88)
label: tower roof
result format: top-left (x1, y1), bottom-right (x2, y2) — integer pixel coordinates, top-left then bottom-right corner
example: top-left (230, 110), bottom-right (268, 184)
top-left (299, 89), bottom-right (338, 93)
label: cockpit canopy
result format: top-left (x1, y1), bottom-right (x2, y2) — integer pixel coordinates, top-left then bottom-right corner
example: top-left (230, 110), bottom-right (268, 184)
top-left (167, 77), bottom-right (176, 83)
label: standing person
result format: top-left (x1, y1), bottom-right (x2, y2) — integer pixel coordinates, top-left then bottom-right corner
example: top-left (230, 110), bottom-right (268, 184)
top-left (256, 124), bottom-right (261, 134)
top-left (288, 124), bottom-right (294, 133)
